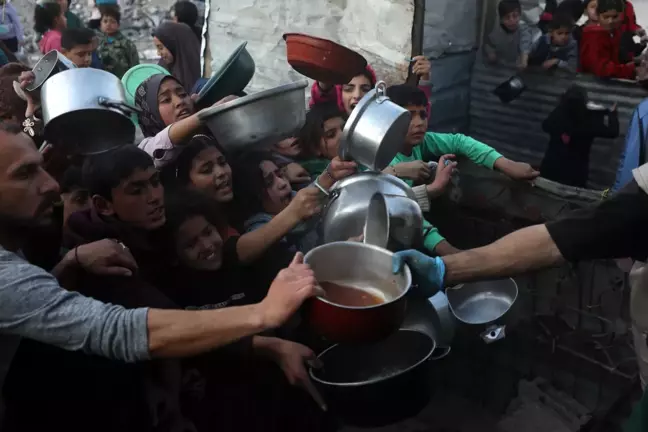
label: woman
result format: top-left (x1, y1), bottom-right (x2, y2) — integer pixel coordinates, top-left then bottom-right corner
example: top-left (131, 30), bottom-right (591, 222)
top-left (541, 85), bottom-right (619, 188)
top-left (172, 0), bottom-right (201, 40)
top-left (153, 21), bottom-right (201, 91)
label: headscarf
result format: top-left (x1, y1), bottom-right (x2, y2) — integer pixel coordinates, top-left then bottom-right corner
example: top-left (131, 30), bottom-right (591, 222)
top-left (153, 21), bottom-right (201, 92)
top-left (134, 73), bottom-right (174, 137)
top-left (310, 65), bottom-right (377, 113)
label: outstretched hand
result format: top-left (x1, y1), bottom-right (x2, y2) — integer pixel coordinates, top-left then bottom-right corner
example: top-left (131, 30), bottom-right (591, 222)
top-left (392, 250), bottom-right (445, 298)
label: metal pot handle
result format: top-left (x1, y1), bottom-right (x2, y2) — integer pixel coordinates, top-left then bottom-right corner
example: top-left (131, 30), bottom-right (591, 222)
top-left (375, 81), bottom-right (389, 104)
top-left (480, 324), bottom-right (506, 344)
top-left (430, 346), bottom-right (451, 360)
top-left (98, 97), bottom-right (142, 114)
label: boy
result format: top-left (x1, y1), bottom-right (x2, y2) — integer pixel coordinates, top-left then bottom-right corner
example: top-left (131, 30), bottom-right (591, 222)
top-left (96, 5), bottom-right (139, 78)
top-left (384, 84), bottom-right (540, 256)
top-left (529, 14), bottom-right (579, 72)
top-left (484, 0), bottom-right (536, 69)
top-left (580, 0), bottom-right (637, 79)
top-left (60, 165), bottom-right (90, 226)
top-left (60, 27), bottom-right (95, 68)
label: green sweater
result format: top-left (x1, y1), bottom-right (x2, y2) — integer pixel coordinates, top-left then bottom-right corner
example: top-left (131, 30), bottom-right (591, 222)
top-left (389, 132), bottom-right (504, 252)
top-left (65, 11), bottom-right (84, 29)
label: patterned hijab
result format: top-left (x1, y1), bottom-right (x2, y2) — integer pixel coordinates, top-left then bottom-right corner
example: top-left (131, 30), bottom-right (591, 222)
top-left (134, 73), bottom-right (174, 138)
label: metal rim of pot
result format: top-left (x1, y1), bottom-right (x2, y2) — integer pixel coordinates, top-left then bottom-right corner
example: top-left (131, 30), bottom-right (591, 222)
top-left (197, 80), bottom-right (308, 120)
top-left (445, 279), bottom-right (519, 326)
top-left (26, 50), bottom-right (77, 92)
top-left (303, 241), bottom-right (412, 311)
top-left (309, 329), bottom-right (436, 388)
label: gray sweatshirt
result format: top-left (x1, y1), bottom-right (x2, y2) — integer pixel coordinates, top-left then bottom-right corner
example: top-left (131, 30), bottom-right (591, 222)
top-left (485, 23), bottom-right (536, 63)
top-left (0, 246), bottom-right (150, 389)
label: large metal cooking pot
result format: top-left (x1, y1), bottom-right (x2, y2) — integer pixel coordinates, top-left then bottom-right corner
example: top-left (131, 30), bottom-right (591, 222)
top-left (401, 292), bottom-right (455, 358)
top-left (310, 330), bottom-right (436, 427)
top-left (304, 241), bottom-right (411, 344)
top-left (446, 278), bottom-right (519, 344)
top-left (198, 80), bottom-right (308, 152)
top-left (42, 68), bottom-right (137, 154)
top-left (363, 192), bottom-right (423, 250)
top-left (320, 172), bottom-right (416, 246)
top-left (338, 81), bottom-right (410, 170)
top-left (26, 50), bottom-right (76, 92)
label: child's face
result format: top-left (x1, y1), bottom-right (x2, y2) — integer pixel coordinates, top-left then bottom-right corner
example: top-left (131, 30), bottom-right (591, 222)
top-left (318, 116), bottom-right (344, 160)
top-left (188, 146), bottom-right (234, 203)
top-left (260, 160), bottom-right (292, 214)
top-left (341, 74), bottom-right (372, 115)
top-left (154, 36), bottom-right (174, 65)
top-left (62, 43), bottom-right (93, 68)
top-left (100, 15), bottom-right (119, 35)
top-left (404, 104), bottom-right (429, 148)
top-left (586, 0), bottom-right (598, 22)
top-left (157, 78), bottom-right (195, 126)
top-left (273, 137), bottom-right (302, 158)
top-left (61, 187), bottom-right (90, 225)
top-left (599, 10), bottom-right (620, 30)
top-left (501, 10), bottom-right (521, 32)
top-left (55, 13), bottom-right (67, 30)
top-left (174, 215), bottom-right (224, 271)
top-left (550, 27), bottom-right (571, 46)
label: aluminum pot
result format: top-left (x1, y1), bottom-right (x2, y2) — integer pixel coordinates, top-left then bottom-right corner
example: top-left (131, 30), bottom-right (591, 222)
top-left (310, 330), bottom-right (436, 427)
top-left (198, 80), bottom-right (308, 152)
top-left (304, 241), bottom-right (411, 344)
top-left (26, 50), bottom-right (76, 92)
top-left (41, 68), bottom-right (137, 154)
top-left (446, 278), bottom-right (519, 344)
top-left (401, 292), bottom-right (455, 358)
top-left (320, 171), bottom-right (416, 246)
top-left (339, 81), bottom-right (411, 170)
top-left (363, 192), bottom-right (423, 250)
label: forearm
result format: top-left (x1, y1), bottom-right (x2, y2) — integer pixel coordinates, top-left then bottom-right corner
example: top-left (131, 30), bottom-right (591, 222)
top-left (147, 304), bottom-right (267, 358)
top-left (237, 211), bottom-right (299, 264)
top-left (443, 224), bottom-right (564, 285)
top-left (168, 113), bottom-right (203, 145)
top-left (251, 335), bottom-right (282, 359)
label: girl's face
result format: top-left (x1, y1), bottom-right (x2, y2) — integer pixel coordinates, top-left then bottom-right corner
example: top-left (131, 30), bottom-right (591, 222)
top-left (586, 0), bottom-right (598, 22)
top-left (55, 12), bottom-right (67, 30)
top-left (157, 78), bottom-right (194, 126)
top-left (175, 215), bottom-right (224, 271)
top-left (260, 160), bottom-right (292, 214)
top-left (341, 74), bottom-right (372, 115)
top-left (154, 36), bottom-right (174, 65)
top-left (274, 137), bottom-right (302, 158)
top-left (189, 146), bottom-right (234, 203)
top-left (318, 116), bottom-right (344, 160)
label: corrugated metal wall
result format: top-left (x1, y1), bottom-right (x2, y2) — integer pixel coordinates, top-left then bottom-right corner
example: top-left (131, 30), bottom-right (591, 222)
top-left (468, 62), bottom-right (646, 189)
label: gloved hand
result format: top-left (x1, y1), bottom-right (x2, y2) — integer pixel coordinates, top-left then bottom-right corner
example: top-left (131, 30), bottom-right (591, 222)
top-left (392, 250), bottom-right (445, 298)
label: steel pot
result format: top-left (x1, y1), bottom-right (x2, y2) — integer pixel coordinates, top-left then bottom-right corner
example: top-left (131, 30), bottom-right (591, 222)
top-left (41, 68), bottom-right (138, 154)
top-left (320, 171), bottom-right (416, 245)
top-left (339, 81), bottom-right (411, 170)
top-left (303, 241), bottom-right (411, 344)
top-left (310, 330), bottom-right (436, 427)
top-left (198, 80), bottom-right (308, 152)
top-left (363, 192), bottom-right (423, 250)
top-left (401, 292), bottom-right (455, 358)
top-left (446, 278), bottom-right (519, 344)
top-left (26, 50), bottom-right (76, 92)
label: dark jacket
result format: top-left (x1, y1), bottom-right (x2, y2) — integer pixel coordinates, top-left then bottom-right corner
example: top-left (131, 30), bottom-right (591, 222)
top-left (529, 34), bottom-right (578, 72)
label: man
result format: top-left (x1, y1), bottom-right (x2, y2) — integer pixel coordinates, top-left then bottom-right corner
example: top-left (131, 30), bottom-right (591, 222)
top-left (0, 123), bottom-right (320, 387)
top-left (393, 162), bottom-right (648, 431)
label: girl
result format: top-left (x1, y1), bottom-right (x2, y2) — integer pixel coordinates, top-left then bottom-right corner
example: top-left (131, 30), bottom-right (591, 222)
top-left (153, 21), bottom-right (201, 91)
top-left (34, 2), bottom-right (66, 54)
top-left (172, 0), bottom-right (201, 40)
top-left (541, 85), bottom-right (619, 188)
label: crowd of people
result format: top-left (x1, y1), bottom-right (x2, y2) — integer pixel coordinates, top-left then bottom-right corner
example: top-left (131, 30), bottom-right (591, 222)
top-left (0, 0), bottom-right (647, 430)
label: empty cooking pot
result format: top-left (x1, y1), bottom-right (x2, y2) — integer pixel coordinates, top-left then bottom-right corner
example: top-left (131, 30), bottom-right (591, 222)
top-left (26, 50), bottom-right (76, 92)
top-left (401, 292), bottom-right (455, 358)
top-left (310, 330), bottom-right (436, 427)
top-left (339, 81), bottom-right (411, 170)
top-left (363, 192), bottom-right (423, 251)
top-left (304, 241), bottom-right (411, 344)
top-left (42, 68), bottom-right (138, 154)
top-left (446, 278), bottom-right (518, 344)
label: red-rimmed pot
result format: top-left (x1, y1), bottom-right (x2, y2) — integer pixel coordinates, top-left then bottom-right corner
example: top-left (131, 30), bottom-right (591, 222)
top-left (304, 241), bottom-right (411, 344)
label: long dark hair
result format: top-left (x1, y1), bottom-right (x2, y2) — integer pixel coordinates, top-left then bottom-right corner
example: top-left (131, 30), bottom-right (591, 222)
top-left (162, 134), bottom-right (227, 188)
top-left (165, 187), bottom-right (228, 242)
top-left (231, 151), bottom-right (277, 218)
top-left (34, 2), bottom-right (62, 34)
top-left (560, 84), bottom-right (588, 125)
top-left (297, 102), bottom-right (346, 159)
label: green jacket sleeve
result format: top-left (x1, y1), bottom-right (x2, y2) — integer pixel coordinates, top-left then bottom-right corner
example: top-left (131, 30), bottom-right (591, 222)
top-left (420, 132), bottom-right (503, 169)
top-left (422, 219), bottom-right (445, 252)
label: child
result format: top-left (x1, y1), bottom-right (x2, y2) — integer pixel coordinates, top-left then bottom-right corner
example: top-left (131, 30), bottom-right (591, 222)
top-left (61, 28), bottom-right (95, 68)
top-left (580, 0), bottom-right (637, 79)
top-left (96, 5), bottom-right (139, 78)
top-left (484, 0), bottom-right (535, 69)
top-left (0, 0), bottom-right (24, 53)
top-left (34, 2), bottom-right (66, 54)
top-left (60, 165), bottom-right (90, 226)
top-left (529, 13), bottom-right (578, 72)
top-left (541, 85), bottom-right (619, 188)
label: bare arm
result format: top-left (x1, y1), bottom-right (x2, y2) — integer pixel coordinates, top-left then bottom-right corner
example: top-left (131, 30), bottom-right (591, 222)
top-left (168, 112), bottom-right (203, 145)
top-left (236, 209), bottom-right (300, 264)
top-left (443, 224), bottom-right (565, 285)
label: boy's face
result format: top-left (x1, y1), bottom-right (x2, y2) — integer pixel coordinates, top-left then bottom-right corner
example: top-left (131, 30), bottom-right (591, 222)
top-left (62, 43), bottom-right (94, 68)
top-left (404, 104), bottom-right (429, 148)
top-left (586, 0), bottom-right (598, 22)
top-left (501, 10), bottom-right (521, 32)
top-left (100, 15), bottom-right (119, 35)
top-left (94, 167), bottom-right (166, 231)
top-left (599, 10), bottom-right (620, 30)
top-left (550, 27), bottom-right (571, 46)
top-left (61, 187), bottom-right (90, 225)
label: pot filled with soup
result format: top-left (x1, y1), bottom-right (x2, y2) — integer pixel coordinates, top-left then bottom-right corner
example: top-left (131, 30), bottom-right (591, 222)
top-left (303, 241), bottom-right (412, 344)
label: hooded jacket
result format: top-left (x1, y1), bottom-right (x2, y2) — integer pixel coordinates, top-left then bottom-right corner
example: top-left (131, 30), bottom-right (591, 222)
top-left (579, 24), bottom-right (636, 79)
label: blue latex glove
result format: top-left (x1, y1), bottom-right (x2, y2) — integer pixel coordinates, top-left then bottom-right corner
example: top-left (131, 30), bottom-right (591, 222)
top-left (392, 250), bottom-right (445, 298)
